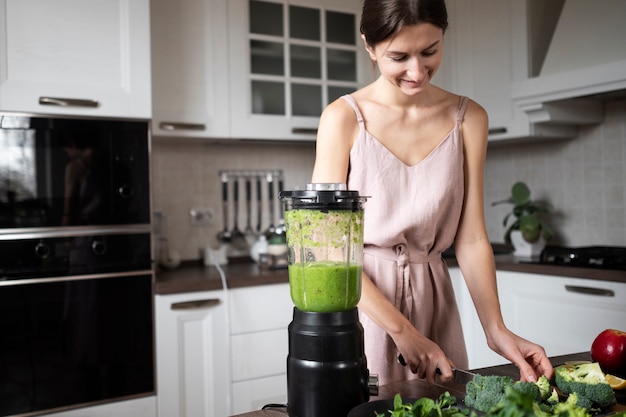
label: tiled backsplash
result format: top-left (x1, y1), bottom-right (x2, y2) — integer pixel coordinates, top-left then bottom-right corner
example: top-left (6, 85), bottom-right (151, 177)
top-left (485, 100), bottom-right (626, 247)
top-left (152, 100), bottom-right (626, 261)
top-left (151, 141), bottom-right (316, 260)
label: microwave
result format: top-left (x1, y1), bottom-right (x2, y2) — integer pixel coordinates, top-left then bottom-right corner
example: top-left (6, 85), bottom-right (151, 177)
top-left (0, 113), bottom-right (150, 232)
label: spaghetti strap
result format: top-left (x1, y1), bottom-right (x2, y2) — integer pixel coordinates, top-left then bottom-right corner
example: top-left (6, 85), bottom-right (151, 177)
top-left (457, 96), bottom-right (469, 122)
top-left (341, 94), bottom-right (365, 126)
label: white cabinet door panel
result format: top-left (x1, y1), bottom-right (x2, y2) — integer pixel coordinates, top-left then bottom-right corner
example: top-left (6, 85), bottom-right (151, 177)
top-left (0, 0), bottom-right (151, 118)
top-left (231, 329), bottom-right (288, 382)
top-left (231, 375), bottom-right (287, 415)
top-left (229, 283), bottom-right (292, 334)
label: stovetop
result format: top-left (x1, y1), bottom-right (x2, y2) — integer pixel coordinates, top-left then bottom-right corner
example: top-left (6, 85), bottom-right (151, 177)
top-left (536, 246), bottom-right (626, 271)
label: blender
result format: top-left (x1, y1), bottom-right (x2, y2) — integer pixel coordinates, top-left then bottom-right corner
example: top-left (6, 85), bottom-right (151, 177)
top-left (280, 183), bottom-right (378, 417)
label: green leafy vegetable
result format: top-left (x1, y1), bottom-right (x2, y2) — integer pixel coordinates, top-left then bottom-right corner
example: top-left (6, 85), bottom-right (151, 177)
top-left (375, 392), bottom-right (469, 417)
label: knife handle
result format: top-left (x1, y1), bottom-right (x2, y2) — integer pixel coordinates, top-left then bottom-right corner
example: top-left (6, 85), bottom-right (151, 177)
top-left (398, 354), bottom-right (443, 375)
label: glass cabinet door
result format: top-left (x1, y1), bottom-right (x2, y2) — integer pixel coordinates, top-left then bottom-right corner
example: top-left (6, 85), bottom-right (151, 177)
top-left (247, 0), bottom-right (359, 117)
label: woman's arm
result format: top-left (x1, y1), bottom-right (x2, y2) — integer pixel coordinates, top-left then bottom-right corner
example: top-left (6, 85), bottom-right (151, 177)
top-left (455, 99), bottom-right (553, 381)
top-left (311, 98), bottom-right (357, 183)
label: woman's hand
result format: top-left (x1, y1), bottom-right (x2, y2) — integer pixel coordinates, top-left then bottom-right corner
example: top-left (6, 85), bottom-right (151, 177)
top-left (485, 326), bottom-right (554, 381)
top-left (393, 326), bottom-right (455, 383)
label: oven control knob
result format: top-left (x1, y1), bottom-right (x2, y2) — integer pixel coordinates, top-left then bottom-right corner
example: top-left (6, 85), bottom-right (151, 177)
top-left (35, 242), bottom-right (51, 259)
top-left (92, 239), bottom-right (107, 256)
top-left (118, 184), bottom-right (135, 199)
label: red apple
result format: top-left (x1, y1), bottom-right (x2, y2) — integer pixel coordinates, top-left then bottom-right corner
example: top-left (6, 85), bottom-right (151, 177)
top-left (591, 329), bottom-right (626, 376)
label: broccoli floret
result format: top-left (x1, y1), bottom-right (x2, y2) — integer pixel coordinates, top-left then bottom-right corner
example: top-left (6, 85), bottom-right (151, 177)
top-left (565, 392), bottom-right (594, 411)
top-left (547, 389), bottom-right (560, 406)
top-left (552, 393), bottom-right (592, 417)
top-left (511, 381), bottom-right (543, 403)
top-left (535, 375), bottom-right (551, 400)
top-left (554, 362), bottom-right (617, 409)
top-left (487, 386), bottom-right (552, 417)
top-left (464, 374), bottom-right (515, 412)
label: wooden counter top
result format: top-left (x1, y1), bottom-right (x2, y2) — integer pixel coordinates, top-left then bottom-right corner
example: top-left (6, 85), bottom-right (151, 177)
top-left (230, 352), bottom-right (626, 417)
top-left (155, 261), bottom-right (289, 295)
top-left (155, 255), bottom-right (626, 295)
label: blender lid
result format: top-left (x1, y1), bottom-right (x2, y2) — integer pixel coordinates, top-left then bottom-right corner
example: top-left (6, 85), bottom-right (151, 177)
top-left (279, 183), bottom-right (368, 209)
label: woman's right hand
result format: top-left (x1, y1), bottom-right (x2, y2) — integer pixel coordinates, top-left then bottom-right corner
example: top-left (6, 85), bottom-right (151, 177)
top-left (393, 326), bottom-right (455, 383)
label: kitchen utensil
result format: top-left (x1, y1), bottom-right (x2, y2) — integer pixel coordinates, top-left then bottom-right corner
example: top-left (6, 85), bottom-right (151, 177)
top-left (264, 172), bottom-right (276, 238)
top-left (256, 176), bottom-right (263, 233)
top-left (281, 183), bottom-right (376, 417)
top-left (280, 183), bottom-right (367, 312)
top-left (397, 354), bottom-right (477, 385)
top-left (230, 177), bottom-right (248, 250)
top-left (244, 176), bottom-right (255, 244)
top-left (217, 173), bottom-right (231, 242)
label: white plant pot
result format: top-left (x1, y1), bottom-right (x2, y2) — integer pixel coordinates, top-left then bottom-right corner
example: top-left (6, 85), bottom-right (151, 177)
top-left (510, 230), bottom-right (545, 258)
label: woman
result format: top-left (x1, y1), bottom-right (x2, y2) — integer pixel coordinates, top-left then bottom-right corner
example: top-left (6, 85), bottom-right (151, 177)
top-left (311, 0), bottom-right (553, 385)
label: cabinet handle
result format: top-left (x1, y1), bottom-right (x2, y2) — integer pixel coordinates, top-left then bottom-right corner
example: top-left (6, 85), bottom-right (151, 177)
top-left (159, 122), bottom-right (206, 131)
top-left (171, 298), bottom-right (221, 310)
top-left (488, 127), bottom-right (508, 135)
top-left (565, 285), bottom-right (615, 297)
top-left (39, 96), bottom-right (99, 108)
top-left (291, 128), bottom-right (317, 135)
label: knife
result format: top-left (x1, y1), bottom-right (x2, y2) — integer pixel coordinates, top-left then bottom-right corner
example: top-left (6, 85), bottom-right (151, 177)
top-left (397, 354), bottom-right (477, 384)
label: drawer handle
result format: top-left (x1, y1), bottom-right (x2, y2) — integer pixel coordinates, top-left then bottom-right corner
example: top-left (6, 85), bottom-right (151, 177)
top-left (565, 285), bottom-right (614, 297)
top-left (159, 122), bottom-right (206, 131)
top-left (291, 127), bottom-right (317, 135)
top-left (39, 96), bottom-right (99, 108)
top-left (171, 298), bottom-right (221, 310)
top-left (488, 127), bottom-right (508, 135)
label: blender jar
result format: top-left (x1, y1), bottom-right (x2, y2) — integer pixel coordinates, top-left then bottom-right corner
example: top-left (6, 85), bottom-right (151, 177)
top-left (279, 183), bottom-right (367, 312)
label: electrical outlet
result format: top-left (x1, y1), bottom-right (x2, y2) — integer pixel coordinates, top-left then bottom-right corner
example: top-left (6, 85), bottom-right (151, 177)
top-left (189, 208), bottom-right (214, 226)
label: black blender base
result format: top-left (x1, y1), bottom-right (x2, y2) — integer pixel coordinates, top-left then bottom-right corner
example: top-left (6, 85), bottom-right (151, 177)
top-left (287, 307), bottom-right (370, 417)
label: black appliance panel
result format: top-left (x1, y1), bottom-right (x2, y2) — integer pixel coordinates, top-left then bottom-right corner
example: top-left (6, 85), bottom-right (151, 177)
top-left (539, 246), bottom-right (626, 271)
top-left (0, 114), bottom-right (150, 229)
top-left (0, 233), bottom-right (152, 280)
top-left (0, 273), bottom-right (155, 416)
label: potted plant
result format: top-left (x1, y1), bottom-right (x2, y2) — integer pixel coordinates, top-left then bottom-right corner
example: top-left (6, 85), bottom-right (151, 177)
top-left (492, 181), bottom-right (554, 257)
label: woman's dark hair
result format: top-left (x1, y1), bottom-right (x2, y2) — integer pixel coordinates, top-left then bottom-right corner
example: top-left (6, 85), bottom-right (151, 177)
top-left (360, 0), bottom-right (448, 46)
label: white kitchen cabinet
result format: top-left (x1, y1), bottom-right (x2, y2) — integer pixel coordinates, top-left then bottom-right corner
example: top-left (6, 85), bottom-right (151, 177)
top-left (155, 290), bottom-right (231, 417)
top-left (229, 283), bottom-right (292, 414)
top-left (150, 0), bottom-right (231, 138)
top-left (0, 0), bottom-right (151, 119)
top-left (440, 0), bottom-right (575, 141)
top-left (227, 0), bottom-right (367, 141)
top-left (450, 267), bottom-right (626, 369)
top-left (496, 271), bottom-right (626, 358)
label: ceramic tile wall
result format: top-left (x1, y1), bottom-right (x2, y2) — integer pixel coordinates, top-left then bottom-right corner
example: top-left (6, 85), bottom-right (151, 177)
top-left (151, 99), bottom-right (626, 261)
top-left (485, 99), bottom-right (626, 246)
top-left (151, 140), bottom-right (316, 260)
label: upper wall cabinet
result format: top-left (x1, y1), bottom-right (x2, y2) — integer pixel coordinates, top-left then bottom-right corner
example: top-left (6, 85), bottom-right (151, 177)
top-left (151, 0), bottom-right (231, 138)
top-left (227, 0), bottom-right (367, 141)
top-left (0, 0), bottom-right (151, 119)
top-left (439, 0), bottom-right (580, 142)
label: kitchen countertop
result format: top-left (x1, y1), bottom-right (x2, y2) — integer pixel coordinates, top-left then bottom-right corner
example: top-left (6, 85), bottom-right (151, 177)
top-left (155, 254), bottom-right (626, 295)
top-left (228, 352), bottom-right (626, 417)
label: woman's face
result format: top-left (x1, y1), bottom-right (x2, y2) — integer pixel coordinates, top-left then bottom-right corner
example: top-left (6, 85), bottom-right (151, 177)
top-left (364, 23), bottom-right (444, 96)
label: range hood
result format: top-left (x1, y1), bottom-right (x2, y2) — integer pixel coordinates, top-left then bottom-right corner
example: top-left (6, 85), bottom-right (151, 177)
top-left (512, 0), bottom-right (626, 127)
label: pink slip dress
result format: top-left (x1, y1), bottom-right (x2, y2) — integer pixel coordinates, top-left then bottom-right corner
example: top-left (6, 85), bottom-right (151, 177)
top-left (343, 94), bottom-right (470, 385)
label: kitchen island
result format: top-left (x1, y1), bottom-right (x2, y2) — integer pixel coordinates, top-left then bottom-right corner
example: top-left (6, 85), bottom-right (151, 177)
top-left (229, 352), bottom-right (626, 417)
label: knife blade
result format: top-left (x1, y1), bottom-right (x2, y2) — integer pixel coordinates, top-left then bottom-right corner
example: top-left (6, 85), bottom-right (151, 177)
top-left (397, 354), bottom-right (477, 384)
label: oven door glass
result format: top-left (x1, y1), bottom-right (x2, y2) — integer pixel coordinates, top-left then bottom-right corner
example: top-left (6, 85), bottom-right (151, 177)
top-left (0, 114), bottom-right (150, 229)
top-left (0, 274), bottom-right (155, 416)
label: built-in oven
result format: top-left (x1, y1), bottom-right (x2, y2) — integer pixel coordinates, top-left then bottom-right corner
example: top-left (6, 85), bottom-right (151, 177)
top-left (0, 113), bottom-right (150, 230)
top-left (0, 113), bottom-right (154, 417)
top-left (0, 231), bottom-right (155, 417)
